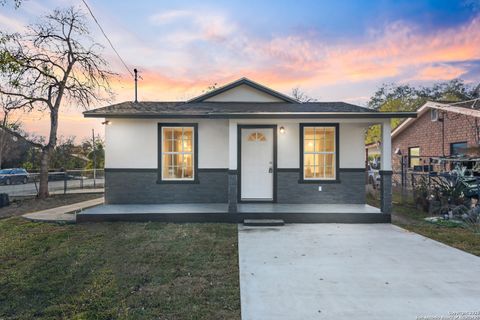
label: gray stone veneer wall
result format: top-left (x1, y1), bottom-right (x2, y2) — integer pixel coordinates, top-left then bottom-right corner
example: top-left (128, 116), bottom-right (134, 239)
top-left (105, 169), bottom-right (228, 204)
top-left (228, 171), bottom-right (238, 213)
top-left (277, 169), bottom-right (366, 204)
top-left (105, 168), bottom-right (367, 205)
top-left (380, 170), bottom-right (393, 214)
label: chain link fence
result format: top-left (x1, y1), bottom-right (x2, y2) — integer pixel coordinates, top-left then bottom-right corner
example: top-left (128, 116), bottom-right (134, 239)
top-left (0, 169), bottom-right (104, 198)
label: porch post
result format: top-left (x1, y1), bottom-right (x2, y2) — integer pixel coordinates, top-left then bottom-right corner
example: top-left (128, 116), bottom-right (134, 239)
top-left (380, 120), bottom-right (393, 214)
top-left (228, 120), bottom-right (238, 213)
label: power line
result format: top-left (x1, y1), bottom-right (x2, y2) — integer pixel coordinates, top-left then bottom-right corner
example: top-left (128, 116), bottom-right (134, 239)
top-left (80, 0), bottom-right (134, 78)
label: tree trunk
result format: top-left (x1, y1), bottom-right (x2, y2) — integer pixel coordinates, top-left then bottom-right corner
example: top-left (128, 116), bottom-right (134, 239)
top-left (38, 150), bottom-right (50, 198)
top-left (37, 109), bottom-right (59, 199)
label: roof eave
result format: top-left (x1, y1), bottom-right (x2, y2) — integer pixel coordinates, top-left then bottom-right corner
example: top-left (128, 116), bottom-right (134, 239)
top-left (84, 112), bottom-right (417, 119)
top-left (391, 100), bottom-right (480, 138)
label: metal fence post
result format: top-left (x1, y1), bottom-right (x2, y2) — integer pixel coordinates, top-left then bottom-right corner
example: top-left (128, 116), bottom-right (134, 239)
top-left (33, 173), bottom-right (39, 197)
top-left (477, 176), bottom-right (480, 203)
top-left (92, 129), bottom-right (97, 189)
top-left (400, 156), bottom-right (405, 189)
top-left (64, 170), bottom-right (67, 195)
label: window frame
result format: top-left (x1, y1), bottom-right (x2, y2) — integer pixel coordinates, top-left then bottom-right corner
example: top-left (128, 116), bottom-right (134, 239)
top-left (299, 123), bottom-right (340, 184)
top-left (450, 141), bottom-right (468, 156)
top-left (408, 146), bottom-right (421, 168)
top-left (157, 123), bottom-right (199, 184)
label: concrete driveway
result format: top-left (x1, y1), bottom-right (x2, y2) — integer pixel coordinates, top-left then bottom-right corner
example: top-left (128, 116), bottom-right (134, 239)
top-left (238, 224), bottom-right (480, 320)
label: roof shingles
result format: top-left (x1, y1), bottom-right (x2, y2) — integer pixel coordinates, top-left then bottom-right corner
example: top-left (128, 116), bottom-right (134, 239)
top-left (84, 101), bottom-right (378, 118)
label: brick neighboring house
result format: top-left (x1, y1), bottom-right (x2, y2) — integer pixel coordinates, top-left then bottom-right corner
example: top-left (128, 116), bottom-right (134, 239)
top-left (391, 100), bottom-right (480, 173)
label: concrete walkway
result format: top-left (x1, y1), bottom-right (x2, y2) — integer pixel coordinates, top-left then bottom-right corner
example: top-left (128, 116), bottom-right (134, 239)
top-left (238, 224), bottom-right (480, 320)
top-left (22, 198), bottom-right (104, 223)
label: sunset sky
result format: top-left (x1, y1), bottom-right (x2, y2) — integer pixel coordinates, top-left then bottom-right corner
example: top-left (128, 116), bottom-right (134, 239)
top-left (1, 0), bottom-right (480, 141)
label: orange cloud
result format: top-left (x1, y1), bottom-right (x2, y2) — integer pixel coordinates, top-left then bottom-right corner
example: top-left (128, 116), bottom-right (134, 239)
top-left (414, 64), bottom-right (467, 81)
top-left (14, 13), bottom-right (480, 141)
top-left (239, 17), bottom-right (480, 86)
top-left (104, 14), bottom-right (480, 101)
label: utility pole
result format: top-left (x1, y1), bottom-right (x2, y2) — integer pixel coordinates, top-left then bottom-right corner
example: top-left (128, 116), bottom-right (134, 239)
top-left (134, 68), bottom-right (138, 103)
top-left (92, 128), bottom-right (96, 188)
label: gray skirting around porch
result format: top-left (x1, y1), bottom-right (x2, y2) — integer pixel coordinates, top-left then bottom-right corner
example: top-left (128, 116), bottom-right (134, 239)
top-left (76, 203), bottom-right (389, 223)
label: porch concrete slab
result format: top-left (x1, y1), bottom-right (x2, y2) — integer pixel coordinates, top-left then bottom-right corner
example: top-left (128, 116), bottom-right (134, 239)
top-left (238, 224), bottom-right (480, 320)
top-left (80, 203), bottom-right (229, 214)
top-left (77, 203), bottom-right (388, 223)
top-left (81, 203), bottom-right (381, 215)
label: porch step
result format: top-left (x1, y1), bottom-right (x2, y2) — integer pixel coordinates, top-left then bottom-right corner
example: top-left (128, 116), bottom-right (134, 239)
top-left (243, 219), bottom-right (285, 227)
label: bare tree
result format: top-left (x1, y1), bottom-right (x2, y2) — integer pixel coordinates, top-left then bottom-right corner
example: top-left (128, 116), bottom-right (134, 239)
top-left (0, 0), bottom-right (22, 8)
top-left (0, 7), bottom-right (114, 198)
top-left (291, 87), bottom-right (318, 103)
top-left (202, 83), bottom-right (218, 93)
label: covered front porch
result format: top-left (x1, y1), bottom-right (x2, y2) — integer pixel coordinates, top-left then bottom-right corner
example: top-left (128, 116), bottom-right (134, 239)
top-left (76, 203), bottom-right (388, 223)
top-left (92, 118), bottom-right (395, 223)
top-left (225, 118), bottom-right (393, 215)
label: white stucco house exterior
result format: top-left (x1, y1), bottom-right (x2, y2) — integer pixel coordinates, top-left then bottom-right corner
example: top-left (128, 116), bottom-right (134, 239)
top-left (82, 78), bottom-right (415, 223)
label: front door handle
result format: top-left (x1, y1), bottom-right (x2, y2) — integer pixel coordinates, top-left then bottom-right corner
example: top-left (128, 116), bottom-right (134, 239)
top-left (268, 167), bottom-right (273, 173)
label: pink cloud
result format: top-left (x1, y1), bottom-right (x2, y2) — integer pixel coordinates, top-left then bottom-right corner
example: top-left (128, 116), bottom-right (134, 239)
top-left (209, 17), bottom-right (478, 89)
top-left (14, 12), bottom-right (480, 141)
top-left (414, 64), bottom-right (467, 81)
top-left (109, 12), bottom-right (480, 100)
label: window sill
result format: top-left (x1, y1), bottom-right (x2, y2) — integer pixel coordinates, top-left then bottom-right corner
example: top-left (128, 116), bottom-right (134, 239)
top-left (298, 178), bottom-right (341, 184)
top-left (156, 179), bottom-right (199, 184)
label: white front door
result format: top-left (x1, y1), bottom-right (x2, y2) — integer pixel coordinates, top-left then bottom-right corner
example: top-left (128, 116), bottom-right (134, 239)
top-left (241, 128), bottom-right (274, 201)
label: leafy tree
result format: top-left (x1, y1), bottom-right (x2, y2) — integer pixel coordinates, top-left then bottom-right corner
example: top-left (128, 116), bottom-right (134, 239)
top-left (0, 7), bottom-right (114, 198)
top-left (81, 135), bottom-right (104, 169)
top-left (366, 79), bottom-right (479, 144)
top-left (49, 137), bottom-right (87, 170)
top-left (0, 94), bottom-right (23, 167)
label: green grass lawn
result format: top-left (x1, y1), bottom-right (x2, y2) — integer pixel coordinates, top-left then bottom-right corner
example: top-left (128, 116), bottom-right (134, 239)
top-left (397, 222), bottom-right (480, 256)
top-left (367, 191), bottom-right (480, 257)
top-left (0, 218), bottom-right (240, 320)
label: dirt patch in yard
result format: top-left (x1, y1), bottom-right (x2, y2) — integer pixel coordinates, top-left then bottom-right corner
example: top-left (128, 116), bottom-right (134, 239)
top-left (0, 193), bottom-right (103, 219)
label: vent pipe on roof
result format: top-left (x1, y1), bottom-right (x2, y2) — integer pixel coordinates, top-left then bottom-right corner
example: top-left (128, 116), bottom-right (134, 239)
top-left (134, 68), bottom-right (138, 103)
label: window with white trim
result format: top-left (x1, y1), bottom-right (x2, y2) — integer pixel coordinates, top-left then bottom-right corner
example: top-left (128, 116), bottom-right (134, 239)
top-left (303, 126), bottom-right (336, 180)
top-left (161, 126), bottom-right (194, 180)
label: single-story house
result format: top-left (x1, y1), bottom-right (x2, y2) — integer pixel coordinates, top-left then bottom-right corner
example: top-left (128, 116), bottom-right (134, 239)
top-left (81, 78), bottom-right (415, 223)
top-left (392, 100), bottom-right (480, 173)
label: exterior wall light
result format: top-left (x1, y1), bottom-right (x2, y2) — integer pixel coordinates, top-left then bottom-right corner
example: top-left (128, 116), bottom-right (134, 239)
top-left (102, 120), bottom-right (112, 125)
top-left (279, 126), bottom-right (285, 134)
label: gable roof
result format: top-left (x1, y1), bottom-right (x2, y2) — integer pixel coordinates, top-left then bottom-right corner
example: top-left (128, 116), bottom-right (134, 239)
top-left (392, 100), bottom-right (480, 138)
top-left (83, 101), bottom-right (416, 119)
top-left (187, 77), bottom-right (298, 103)
top-left (83, 77), bottom-right (417, 119)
